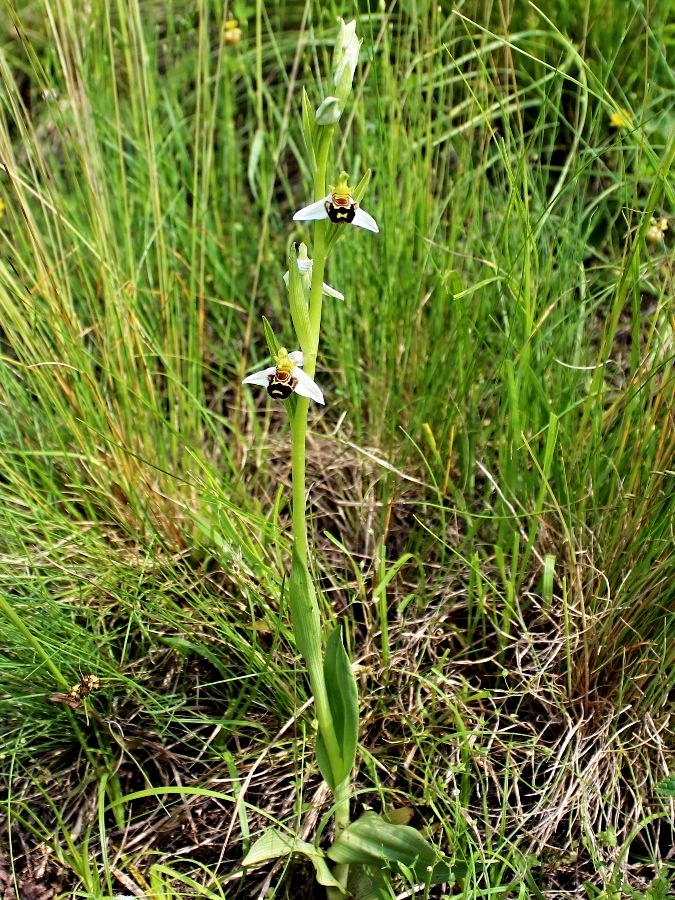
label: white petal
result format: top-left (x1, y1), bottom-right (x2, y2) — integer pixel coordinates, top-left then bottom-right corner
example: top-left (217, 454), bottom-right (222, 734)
top-left (288, 350), bottom-right (304, 364)
top-left (322, 281), bottom-right (344, 300)
top-left (352, 207), bottom-right (379, 233)
top-left (242, 365), bottom-right (275, 387)
top-left (293, 197), bottom-right (330, 222)
top-left (293, 368), bottom-right (325, 404)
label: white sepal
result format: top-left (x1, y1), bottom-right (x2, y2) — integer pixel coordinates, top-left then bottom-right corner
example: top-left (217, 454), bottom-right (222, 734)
top-left (293, 368), bottom-right (325, 405)
top-left (293, 198), bottom-right (330, 222)
top-left (242, 366), bottom-right (275, 387)
top-left (322, 282), bottom-right (344, 300)
top-left (352, 207), bottom-right (379, 233)
top-left (283, 269), bottom-right (344, 301)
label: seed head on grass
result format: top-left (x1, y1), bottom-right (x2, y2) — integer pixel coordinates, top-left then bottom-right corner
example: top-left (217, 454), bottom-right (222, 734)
top-left (645, 216), bottom-right (668, 244)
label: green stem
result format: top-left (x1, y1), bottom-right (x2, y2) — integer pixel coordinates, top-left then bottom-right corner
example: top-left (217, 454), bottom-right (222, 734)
top-left (291, 396), bottom-right (309, 565)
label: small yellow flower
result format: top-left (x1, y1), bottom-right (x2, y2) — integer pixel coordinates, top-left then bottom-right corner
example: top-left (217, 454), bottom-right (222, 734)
top-left (223, 19), bottom-right (241, 45)
top-left (609, 108), bottom-right (632, 129)
top-left (646, 216), bottom-right (668, 245)
top-left (0, 198), bottom-right (5, 219)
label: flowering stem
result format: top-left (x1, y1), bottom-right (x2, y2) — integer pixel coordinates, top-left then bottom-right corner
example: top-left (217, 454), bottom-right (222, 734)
top-left (289, 123), bottom-right (351, 892)
top-left (290, 397), bottom-right (310, 565)
top-left (304, 127), bottom-right (332, 378)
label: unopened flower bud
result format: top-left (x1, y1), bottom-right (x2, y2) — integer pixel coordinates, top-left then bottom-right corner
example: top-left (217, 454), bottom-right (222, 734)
top-left (315, 96), bottom-right (342, 125)
top-left (332, 19), bottom-right (361, 104)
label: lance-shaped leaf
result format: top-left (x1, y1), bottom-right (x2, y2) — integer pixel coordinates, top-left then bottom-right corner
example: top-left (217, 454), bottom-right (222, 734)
top-left (316, 626), bottom-right (359, 789)
top-left (288, 547), bottom-right (324, 672)
top-left (301, 88), bottom-right (317, 172)
top-left (243, 827), bottom-right (343, 891)
top-left (327, 812), bottom-right (453, 886)
top-left (247, 128), bottom-right (265, 199)
top-left (261, 315), bottom-right (280, 358)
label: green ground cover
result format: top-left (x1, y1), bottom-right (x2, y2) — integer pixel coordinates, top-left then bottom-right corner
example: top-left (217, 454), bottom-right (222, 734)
top-left (0, 1), bottom-right (673, 897)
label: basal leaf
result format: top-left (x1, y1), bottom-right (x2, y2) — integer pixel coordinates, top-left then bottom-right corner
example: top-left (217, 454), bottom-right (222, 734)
top-left (243, 827), bottom-right (343, 891)
top-left (347, 863), bottom-right (395, 899)
top-left (655, 774), bottom-right (675, 796)
top-left (327, 812), bottom-right (453, 886)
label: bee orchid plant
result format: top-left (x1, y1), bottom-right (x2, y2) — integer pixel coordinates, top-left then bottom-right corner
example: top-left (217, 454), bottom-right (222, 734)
top-left (242, 19), bottom-right (453, 899)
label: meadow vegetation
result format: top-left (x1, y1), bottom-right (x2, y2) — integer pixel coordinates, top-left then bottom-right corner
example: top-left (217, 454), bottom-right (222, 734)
top-left (0, 1), bottom-right (673, 897)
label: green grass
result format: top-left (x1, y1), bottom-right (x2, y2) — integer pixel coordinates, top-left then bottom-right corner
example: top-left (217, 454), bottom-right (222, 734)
top-left (0, 1), bottom-right (673, 897)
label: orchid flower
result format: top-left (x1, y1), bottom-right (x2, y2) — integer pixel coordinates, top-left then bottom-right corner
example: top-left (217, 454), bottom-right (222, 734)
top-left (293, 172), bottom-right (379, 233)
top-left (283, 243), bottom-right (344, 300)
top-left (242, 348), bottom-right (324, 404)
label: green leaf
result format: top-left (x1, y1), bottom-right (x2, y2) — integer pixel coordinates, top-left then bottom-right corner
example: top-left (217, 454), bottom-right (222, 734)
top-left (655, 774), bottom-right (675, 796)
top-left (316, 626), bottom-right (358, 787)
top-left (347, 864), bottom-right (395, 899)
top-left (301, 88), bottom-right (317, 172)
top-left (288, 546), bottom-right (323, 674)
top-left (261, 316), bottom-right (280, 357)
top-left (327, 812), bottom-right (453, 886)
top-left (315, 730), bottom-right (336, 790)
top-left (351, 168), bottom-right (372, 204)
top-left (247, 128), bottom-right (265, 199)
top-left (242, 827), bottom-right (343, 891)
